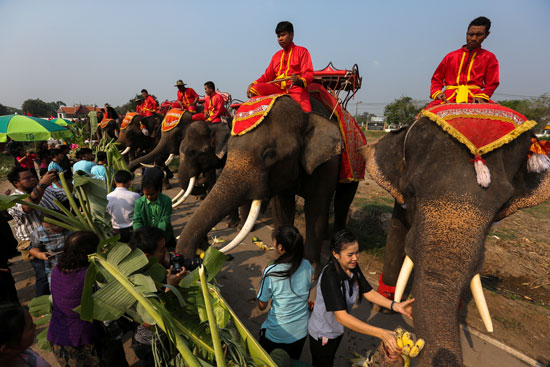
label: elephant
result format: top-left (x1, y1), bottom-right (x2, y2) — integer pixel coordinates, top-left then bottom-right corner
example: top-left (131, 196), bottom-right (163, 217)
top-left (96, 119), bottom-right (119, 141)
top-left (175, 95), bottom-right (360, 266)
top-left (361, 116), bottom-right (550, 366)
top-left (116, 113), bottom-right (163, 162)
top-left (126, 111), bottom-right (195, 171)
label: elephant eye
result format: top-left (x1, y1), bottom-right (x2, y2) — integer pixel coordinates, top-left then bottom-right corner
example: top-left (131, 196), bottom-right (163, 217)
top-left (262, 148), bottom-right (275, 161)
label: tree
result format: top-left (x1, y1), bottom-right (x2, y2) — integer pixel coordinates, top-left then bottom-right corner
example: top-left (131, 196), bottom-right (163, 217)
top-left (21, 98), bottom-right (64, 117)
top-left (500, 94), bottom-right (550, 130)
top-left (356, 112), bottom-right (376, 125)
top-left (0, 103), bottom-right (10, 115)
top-left (384, 96), bottom-right (422, 126)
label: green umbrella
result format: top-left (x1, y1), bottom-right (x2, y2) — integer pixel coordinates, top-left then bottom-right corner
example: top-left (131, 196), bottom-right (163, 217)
top-left (49, 118), bottom-right (75, 127)
top-left (0, 114), bottom-right (73, 142)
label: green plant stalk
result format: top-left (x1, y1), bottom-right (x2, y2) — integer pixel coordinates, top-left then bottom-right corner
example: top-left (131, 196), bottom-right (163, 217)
top-left (13, 198), bottom-right (84, 230)
top-left (58, 172), bottom-right (87, 225)
top-left (173, 319), bottom-right (215, 357)
top-left (199, 266), bottom-right (226, 367)
top-left (209, 286), bottom-right (276, 367)
top-left (43, 217), bottom-right (82, 233)
top-left (90, 254), bottom-right (201, 367)
top-left (52, 198), bottom-right (80, 223)
top-left (74, 188), bottom-right (97, 234)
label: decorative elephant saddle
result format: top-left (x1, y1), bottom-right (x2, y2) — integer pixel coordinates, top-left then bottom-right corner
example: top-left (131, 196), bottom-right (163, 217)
top-left (162, 108), bottom-right (185, 132)
top-left (308, 83), bottom-right (367, 183)
top-left (121, 112), bottom-right (137, 130)
top-left (99, 118), bottom-right (113, 129)
top-left (421, 103), bottom-right (542, 187)
top-left (232, 94), bottom-right (284, 136)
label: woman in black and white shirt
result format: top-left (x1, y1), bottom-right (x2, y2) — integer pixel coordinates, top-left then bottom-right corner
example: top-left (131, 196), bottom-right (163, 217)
top-left (308, 229), bottom-right (414, 367)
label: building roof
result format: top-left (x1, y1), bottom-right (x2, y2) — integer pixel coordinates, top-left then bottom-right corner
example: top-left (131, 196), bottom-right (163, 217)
top-left (57, 105), bottom-right (103, 115)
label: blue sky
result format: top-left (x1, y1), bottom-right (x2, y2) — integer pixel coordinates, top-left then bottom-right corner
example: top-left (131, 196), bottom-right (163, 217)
top-left (1, 0), bottom-right (548, 115)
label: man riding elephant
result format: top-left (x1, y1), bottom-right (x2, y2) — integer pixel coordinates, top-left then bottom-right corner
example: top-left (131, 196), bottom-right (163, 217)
top-left (173, 80), bottom-right (199, 112)
top-left (427, 16), bottom-right (499, 109)
top-left (136, 89), bottom-right (158, 117)
top-left (246, 21), bottom-right (314, 112)
top-left (192, 81), bottom-right (229, 159)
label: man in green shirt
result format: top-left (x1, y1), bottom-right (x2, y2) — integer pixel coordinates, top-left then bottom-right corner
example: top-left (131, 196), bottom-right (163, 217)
top-left (133, 173), bottom-right (175, 248)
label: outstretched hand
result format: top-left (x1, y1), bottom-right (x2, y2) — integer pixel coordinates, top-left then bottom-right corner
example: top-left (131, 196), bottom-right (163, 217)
top-left (394, 298), bottom-right (415, 319)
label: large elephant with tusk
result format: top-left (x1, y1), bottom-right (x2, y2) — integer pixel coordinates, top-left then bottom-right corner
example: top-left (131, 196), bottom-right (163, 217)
top-left (175, 95), bottom-right (359, 265)
top-left (361, 116), bottom-right (550, 366)
top-left (117, 113), bottom-right (163, 162)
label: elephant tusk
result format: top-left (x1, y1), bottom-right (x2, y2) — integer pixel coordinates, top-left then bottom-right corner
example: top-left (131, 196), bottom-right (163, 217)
top-left (164, 153), bottom-right (175, 166)
top-left (172, 177), bottom-right (196, 208)
top-left (470, 274), bottom-right (494, 332)
top-left (394, 255), bottom-right (414, 302)
top-left (140, 163), bottom-right (155, 168)
top-left (220, 200), bottom-right (262, 253)
top-left (120, 147), bottom-right (131, 155)
top-left (171, 189), bottom-right (185, 203)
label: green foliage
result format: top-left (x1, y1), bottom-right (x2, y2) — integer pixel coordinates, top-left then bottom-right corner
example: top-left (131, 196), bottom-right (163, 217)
top-left (0, 102), bottom-right (21, 115)
top-left (383, 96), bottom-right (422, 126)
top-left (21, 98), bottom-right (65, 117)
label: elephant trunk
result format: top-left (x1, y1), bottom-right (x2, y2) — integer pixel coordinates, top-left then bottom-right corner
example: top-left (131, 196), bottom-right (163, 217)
top-left (127, 135), bottom-right (171, 171)
top-left (406, 198), bottom-right (493, 367)
top-left (176, 151), bottom-right (265, 257)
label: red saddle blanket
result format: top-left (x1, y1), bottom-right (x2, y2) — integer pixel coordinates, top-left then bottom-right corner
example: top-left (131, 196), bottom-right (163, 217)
top-left (162, 108), bottom-right (185, 132)
top-left (99, 119), bottom-right (113, 129)
top-left (307, 83), bottom-right (367, 182)
top-left (121, 112), bottom-right (137, 130)
top-left (422, 103), bottom-right (536, 156)
top-left (232, 95), bottom-right (284, 136)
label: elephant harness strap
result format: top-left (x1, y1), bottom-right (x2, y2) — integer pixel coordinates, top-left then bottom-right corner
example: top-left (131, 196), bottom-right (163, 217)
top-left (121, 112), bottom-right (137, 130)
top-left (409, 103), bottom-right (545, 188)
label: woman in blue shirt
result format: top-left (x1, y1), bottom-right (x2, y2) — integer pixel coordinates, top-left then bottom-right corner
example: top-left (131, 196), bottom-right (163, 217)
top-left (257, 225), bottom-right (313, 360)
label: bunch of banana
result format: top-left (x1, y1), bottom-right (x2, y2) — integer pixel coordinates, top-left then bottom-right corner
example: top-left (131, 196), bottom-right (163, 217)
top-left (211, 236), bottom-right (226, 245)
top-left (252, 236), bottom-right (274, 251)
top-left (395, 327), bottom-right (425, 367)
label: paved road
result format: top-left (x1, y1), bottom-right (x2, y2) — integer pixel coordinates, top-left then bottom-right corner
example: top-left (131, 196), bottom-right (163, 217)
top-left (12, 180), bottom-right (534, 366)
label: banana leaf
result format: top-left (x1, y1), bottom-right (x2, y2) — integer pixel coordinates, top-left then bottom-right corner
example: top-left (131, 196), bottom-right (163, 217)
top-left (0, 193), bottom-right (27, 210)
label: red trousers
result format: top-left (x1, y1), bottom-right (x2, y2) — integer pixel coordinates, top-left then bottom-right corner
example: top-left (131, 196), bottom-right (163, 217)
top-left (250, 83), bottom-right (311, 112)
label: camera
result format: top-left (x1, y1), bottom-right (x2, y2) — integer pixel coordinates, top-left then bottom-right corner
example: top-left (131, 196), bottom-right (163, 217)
top-left (169, 252), bottom-right (202, 274)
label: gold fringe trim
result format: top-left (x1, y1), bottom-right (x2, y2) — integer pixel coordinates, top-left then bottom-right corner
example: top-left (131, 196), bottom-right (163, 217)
top-left (231, 95), bottom-right (284, 136)
top-left (421, 110), bottom-right (537, 156)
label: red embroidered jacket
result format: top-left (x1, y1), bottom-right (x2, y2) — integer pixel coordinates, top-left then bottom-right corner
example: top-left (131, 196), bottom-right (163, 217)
top-left (205, 93), bottom-right (227, 123)
top-left (177, 88), bottom-right (199, 109)
top-left (254, 43), bottom-right (314, 91)
top-left (138, 96), bottom-right (158, 116)
top-left (430, 46), bottom-right (499, 103)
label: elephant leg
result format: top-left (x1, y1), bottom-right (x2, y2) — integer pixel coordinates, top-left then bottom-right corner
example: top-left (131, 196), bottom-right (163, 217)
top-left (270, 192), bottom-right (296, 230)
top-left (227, 208), bottom-right (240, 228)
top-left (379, 202), bottom-right (409, 299)
top-left (303, 159), bottom-right (339, 268)
top-left (333, 181), bottom-right (359, 231)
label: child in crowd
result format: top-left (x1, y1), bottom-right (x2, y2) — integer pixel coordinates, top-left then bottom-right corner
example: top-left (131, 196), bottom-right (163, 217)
top-left (37, 150), bottom-right (50, 177)
top-left (257, 225), bottom-right (313, 360)
top-left (72, 148), bottom-right (96, 175)
top-left (0, 303), bottom-right (49, 367)
top-left (47, 231), bottom-right (104, 366)
top-left (107, 170), bottom-right (141, 243)
top-left (133, 173), bottom-right (175, 248)
top-left (57, 145), bottom-right (72, 172)
top-left (129, 227), bottom-right (186, 367)
top-left (47, 148), bottom-right (65, 188)
top-left (28, 212), bottom-right (68, 285)
top-left (91, 151), bottom-right (108, 181)
top-left (16, 147), bottom-right (38, 177)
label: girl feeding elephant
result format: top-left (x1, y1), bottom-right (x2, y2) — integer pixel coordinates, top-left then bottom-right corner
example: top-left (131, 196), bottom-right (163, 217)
top-left (256, 225), bottom-right (313, 360)
top-left (308, 229), bottom-right (414, 367)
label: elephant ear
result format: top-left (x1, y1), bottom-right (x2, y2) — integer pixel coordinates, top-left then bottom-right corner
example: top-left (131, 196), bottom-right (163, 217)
top-left (496, 167), bottom-right (550, 220)
top-left (301, 112), bottom-right (343, 175)
top-left (360, 129), bottom-right (407, 205)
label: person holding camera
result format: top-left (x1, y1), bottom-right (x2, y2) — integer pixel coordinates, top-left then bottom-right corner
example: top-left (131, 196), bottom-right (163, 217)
top-left (129, 227), bottom-right (187, 366)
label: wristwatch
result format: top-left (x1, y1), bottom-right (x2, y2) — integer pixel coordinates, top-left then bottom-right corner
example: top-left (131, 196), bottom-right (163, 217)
top-left (39, 183), bottom-right (49, 189)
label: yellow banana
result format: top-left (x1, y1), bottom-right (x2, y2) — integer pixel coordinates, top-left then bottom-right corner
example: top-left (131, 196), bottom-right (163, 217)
top-left (409, 338), bottom-right (425, 358)
top-left (395, 327), bottom-right (405, 348)
top-left (401, 331), bottom-right (414, 355)
top-left (402, 355), bottom-right (411, 367)
top-left (195, 249), bottom-right (205, 259)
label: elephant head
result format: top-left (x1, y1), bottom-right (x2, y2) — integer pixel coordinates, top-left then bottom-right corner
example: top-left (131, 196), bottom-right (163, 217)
top-left (362, 117), bottom-right (550, 366)
top-left (127, 111), bottom-right (195, 171)
top-left (172, 120), bottom-right (228, 207)
top-left (99, 119), bottom-right (119, 141)
top-left (175, 96), bottom-right (343, 258)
